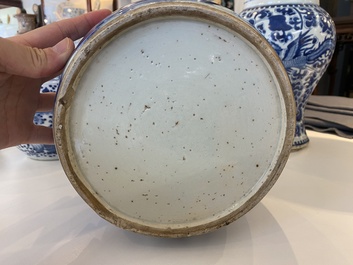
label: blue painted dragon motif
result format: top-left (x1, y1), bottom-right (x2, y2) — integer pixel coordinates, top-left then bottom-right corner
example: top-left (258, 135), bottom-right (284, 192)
top-left (281, 31), bottom-right (335, 69)
top-left (240, 4), bottom-right (336, 148)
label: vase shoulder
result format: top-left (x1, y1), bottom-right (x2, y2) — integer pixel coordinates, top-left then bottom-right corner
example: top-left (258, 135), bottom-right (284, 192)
top-left (243, 0), bottom-right (319, 9)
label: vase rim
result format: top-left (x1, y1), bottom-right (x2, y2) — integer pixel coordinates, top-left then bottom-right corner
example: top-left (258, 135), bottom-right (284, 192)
top-left (243, 0), bottom-right (320, 9)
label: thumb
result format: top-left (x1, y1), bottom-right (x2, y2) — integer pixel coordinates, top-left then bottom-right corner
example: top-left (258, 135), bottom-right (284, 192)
top-left (0, 37), bottom-right (74, 78)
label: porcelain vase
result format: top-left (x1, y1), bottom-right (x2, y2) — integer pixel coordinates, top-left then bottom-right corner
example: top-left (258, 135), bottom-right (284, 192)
top-left (18, 78), bottom-right (60, 160)
top-left (240, 0), bottom-right (336, 149)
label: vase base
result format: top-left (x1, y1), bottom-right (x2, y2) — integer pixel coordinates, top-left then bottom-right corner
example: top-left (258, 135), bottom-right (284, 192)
top-left (18, 144), bottom-right (59, 161)
top-left (292, 137), bottom-right (309, 151)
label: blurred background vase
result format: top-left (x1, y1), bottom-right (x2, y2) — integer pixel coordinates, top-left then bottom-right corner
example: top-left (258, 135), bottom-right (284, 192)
top-left (18, 78), bottom-right (60, 160)
top-left (13, 13), bottom-right (36, 34)
top-left (240, 0), bottom-right (336, 150)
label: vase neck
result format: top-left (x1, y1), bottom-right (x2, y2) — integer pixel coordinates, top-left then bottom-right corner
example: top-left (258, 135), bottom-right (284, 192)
top-left (243, 0), bottom-right (320, 9)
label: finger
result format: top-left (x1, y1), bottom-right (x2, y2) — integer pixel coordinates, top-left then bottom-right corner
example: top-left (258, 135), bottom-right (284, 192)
top-left (26, 126), bottom-right (54, 145)
top-left (9, 9), bottom-right (112, 48)
top-left (37, 93), bottom-right (56, 112)
top-left (0, 37), bottom-right (74, 78)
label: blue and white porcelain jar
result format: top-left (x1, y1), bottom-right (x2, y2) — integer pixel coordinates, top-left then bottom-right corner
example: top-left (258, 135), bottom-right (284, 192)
top-left (18, 77), bottom-right (60, 160)
top-left (240, 0), bottom-right (336, 149)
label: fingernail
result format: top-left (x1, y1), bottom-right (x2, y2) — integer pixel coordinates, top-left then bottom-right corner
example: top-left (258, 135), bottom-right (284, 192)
top-left (53, 38), bottom-right (70, 54)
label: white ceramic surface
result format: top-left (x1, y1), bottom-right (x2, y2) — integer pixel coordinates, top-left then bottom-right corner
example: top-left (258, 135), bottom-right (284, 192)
top-left (2, 131), bottom-right (353, 264)
top-left (54, 1), bottom-right (295, 237)
top-left (243, 0), bottom-right (319, 9)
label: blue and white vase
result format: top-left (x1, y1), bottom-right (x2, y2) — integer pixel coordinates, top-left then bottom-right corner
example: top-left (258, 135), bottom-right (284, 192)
top-left (240, 0), bottom-right (336, 149)
top-left (18, 77), bottom-right (60, 160)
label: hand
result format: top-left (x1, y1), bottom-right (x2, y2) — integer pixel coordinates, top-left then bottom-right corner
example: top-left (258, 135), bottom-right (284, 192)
top-left (0, 9), bottom-right (111, 150)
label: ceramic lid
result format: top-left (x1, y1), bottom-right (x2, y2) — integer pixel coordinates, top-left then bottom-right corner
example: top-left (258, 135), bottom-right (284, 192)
top-left (243, 0), bottom-right (319, 9)
top-left (54, 0), bottom-right (295, 237)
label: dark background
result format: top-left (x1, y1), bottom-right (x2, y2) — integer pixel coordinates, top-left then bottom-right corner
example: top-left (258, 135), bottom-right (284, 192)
top-left (316, 0), bottom-right (353, 97)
